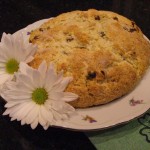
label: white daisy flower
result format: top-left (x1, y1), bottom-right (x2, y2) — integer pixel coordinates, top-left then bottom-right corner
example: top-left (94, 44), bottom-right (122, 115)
top-left (1, 61), bottom-right (78, 130)
top-left (0, 32), bottom-right (37, 89)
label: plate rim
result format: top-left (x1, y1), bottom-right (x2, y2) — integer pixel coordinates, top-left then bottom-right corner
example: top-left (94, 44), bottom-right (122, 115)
top-left (51, 108), bottom-right (150, 132)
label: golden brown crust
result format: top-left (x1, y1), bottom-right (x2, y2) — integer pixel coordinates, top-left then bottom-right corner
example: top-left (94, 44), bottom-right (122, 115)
top-left (29, 9), bottom-right (150, 108)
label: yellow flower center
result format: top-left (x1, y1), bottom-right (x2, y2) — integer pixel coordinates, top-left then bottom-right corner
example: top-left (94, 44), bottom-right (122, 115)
top-left (6, 59), bottom-right (19, 74)
top-left (32, 88), bottom-right (48, 105)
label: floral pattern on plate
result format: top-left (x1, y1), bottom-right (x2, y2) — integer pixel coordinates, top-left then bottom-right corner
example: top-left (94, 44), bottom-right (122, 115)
top-left (82, 115), bottom-right (97, 123)
top-left (129, 98), bottom-right (144, 106)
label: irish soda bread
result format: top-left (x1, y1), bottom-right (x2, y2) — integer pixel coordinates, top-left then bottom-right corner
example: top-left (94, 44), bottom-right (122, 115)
top-left (29, 9), bottom-right (150, 108)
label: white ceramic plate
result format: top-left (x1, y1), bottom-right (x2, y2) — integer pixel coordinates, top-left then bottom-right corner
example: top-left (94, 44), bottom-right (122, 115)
top-left (15, 19), bottom-right (150, 131)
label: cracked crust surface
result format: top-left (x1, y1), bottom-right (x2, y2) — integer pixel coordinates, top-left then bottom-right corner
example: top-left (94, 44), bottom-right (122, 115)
top-left (29, 9), bottom-right (150, 108)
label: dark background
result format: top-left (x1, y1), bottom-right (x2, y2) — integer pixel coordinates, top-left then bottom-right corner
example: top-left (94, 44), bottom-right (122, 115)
top-left (0, 0), bottom-right (150, 38)
top-left (0, 0), bottom-right (150, 150)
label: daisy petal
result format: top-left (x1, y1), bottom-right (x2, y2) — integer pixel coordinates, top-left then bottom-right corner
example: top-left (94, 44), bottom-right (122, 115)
top-left (3, 109), bottom-right (11, 115)
top-left (33, 70), bottom-right (42, 87)
top-left (52, 110), bottom-right (62, 120)
top-left (50, 77), bottom-right (73, 92)
top-left (23, 44), bottom-right (37, 63)
top-left (50, 100), bottom-right (64, 111)
top-left (38, 60), bottom-right (47, 78)
top-left (44, 63), bottom-right (58, 90)
top-left (0, 74), bottom-right (12, 86)
top-left (38, 107), bottom-right (47, 126)
top-left (61, 103), bottom-right (75, 113)
top-left (49, 92), bottom-right (64, 101)
top-left (41, 105), bottom-right (53, 123)
top-left (11, 117), bottom-right (16, 121)
top-left (7, 94), bottom-right (31, 100)
top-left (16, 74), bottom-right (34, 89)
top-left (30, 106), bottom-right (40, 123)
top-left (31, 117), bottom-right (38, 129)
top-left (19, 62), bottom-right (34, 77)
top-left (25, 56), bottom-right (34, 63)
top-left (24, 104), bottom-right (39, 124)
top-left (62, 92), bottom-right (79, 102)
top-left (1, 33), bottom-right (12, 48)
top-left (21, 119), bottom-right (26, 125)
top-left (43, 124), bottom-right (49, 130)
top-left (11, 101), bottom-right (35, 122)
top-left (5, 100), bottom-right (30, 108)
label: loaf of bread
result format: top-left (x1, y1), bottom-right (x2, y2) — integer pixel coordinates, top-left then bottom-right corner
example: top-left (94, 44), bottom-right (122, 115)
top-left (29, 9), bottom-right (150, 108)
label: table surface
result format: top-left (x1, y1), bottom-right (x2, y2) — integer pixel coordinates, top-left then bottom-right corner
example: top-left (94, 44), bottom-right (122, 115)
top-left (0, 0), bottom-right (150, 150)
